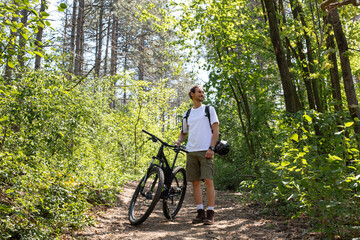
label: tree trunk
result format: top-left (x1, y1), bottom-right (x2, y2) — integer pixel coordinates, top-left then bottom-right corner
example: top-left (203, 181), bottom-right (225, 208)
top-left (297, 0), bottom-right (323, 113)
top-left (329, 9), bottom-right (360, 135)
top-left (123, 32), bottom-right (128, 104)
top-left (295, 37), bottom-right (316, 110)
top-left (263, 0), bottom-right (301, 113)
top-left (74, 0), bottom-right (84, 76)
top-left (110, 12), bottom-right (118, 76)
top-left (69, 0), bottom-right (77, 75)
top-left (211, 34), bottom-right (255, 156)
top-left (138, 32), bottom-right (145, 80)
top-left (103, 16), bottom-right (111, 76)
top-left (62, 6), bottom-right (69, 68)
top-left (18, 9), bottom-right (28, 69)
top-left (229, 83), bottom-right (256, 156)
top-left (110, 2), bottom-right (119, 109)
top-left (94, 0), bottom-right (104, 77)
top-left (34, 0), bottom-right (46, 70)
top-left (289, 0), bottom-right (323, 112)
top-left (326, 26), bottom-right (343, 113)
top-left (4, 4), bottom-right (18, 83)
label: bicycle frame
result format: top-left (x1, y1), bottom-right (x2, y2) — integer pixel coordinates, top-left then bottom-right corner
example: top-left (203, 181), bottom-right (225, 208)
top-left (128, 130), bottom-right (188, 225)
top-left (141, 130), bottom-right (186, 199)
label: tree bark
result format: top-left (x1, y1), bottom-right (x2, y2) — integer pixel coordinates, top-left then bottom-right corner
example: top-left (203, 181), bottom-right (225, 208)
top-left (74, 0), bottom-right (84, 76)
top-left (294, 36), bottom-right (316, 110)
top-left (289, 0), bottom-right (323, 112)
top-left (103, 16), bottom-right (111, 76)
top-left (69, 0), bottom-right (77, 75)
top-left (211, 34), bottom-right (255, 156)
top-left (123, 31), bottom-right (129, 104)
top-left (326, 26), bottom-right (343, 113)
top-left (329, 9), bottom-right (360, 135)
top-left (110, 1), bottom-right (119, 109)
top-left (263, 0), bottom-right (301, 113)
top-left (34, 0), bottom-right (46, 70)
top-left (18, 9), bottom-right (28, 69)
top-left (110, 12), bottom-right (118, 76)
top-left (62, 6), bottom-right (69, 68)
top-left (94, 0), bottom-right (104, 77)
top-left (138, 31), bottom-right (145, 80)
top-left (4, 3), bottom-right (18, 83)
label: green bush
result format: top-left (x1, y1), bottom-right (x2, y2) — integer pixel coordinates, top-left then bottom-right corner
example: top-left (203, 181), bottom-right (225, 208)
top-left (240, 111), bottom-right (360, 238)
top-left (0, 71), bottom-right (183, 239)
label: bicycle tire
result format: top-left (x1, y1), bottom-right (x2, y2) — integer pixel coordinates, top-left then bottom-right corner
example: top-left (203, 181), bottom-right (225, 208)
top-left (162, 166), bottom-right (187, 219)
top-left (128, 166), bottom-right (164, 225)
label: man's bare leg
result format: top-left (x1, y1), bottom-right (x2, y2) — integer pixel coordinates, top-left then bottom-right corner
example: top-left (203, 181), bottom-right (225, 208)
top-left (192, 180), bottom-right (202, 205)
top-left (204, 179), bottom-right (215, 207)
top-left (191, 180), bottom-right (205, 224)
top-left (204, 178), bottom-right (215, 225)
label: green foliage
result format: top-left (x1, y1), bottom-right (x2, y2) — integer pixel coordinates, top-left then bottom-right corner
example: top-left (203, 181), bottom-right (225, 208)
top-left (0, 0), bottom-right (51, 70)
top-left (0, 1), bottom-right (188, 237)
top-left (1, 72), bottom-right (93, 239)
top-left (241, 111), bottom-right (360, 238)
top-left (177, 0), bottom-right (360, 237)
top-left (0, 70), bottom-right (183, 238)
top-left (1, 0), bottom-right (360, 238)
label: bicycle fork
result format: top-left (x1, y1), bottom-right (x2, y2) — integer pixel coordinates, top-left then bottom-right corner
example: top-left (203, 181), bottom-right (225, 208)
top-left (140, 157), bottom-right (161, 200)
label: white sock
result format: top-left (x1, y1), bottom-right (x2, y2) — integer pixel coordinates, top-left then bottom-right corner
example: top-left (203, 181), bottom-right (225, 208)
top-left (208, 206), bottom-right (214, 211)
top-left (196, 204), bottom-right (204, 210)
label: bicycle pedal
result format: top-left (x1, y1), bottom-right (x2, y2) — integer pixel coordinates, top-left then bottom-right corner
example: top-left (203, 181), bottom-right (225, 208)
top-left (170, 187), bottom-right (181, 193)
top-left (145, 192), bottom-right (153, 200)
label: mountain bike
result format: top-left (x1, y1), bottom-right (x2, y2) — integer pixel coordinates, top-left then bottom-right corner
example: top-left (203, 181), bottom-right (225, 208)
top-left (128, 130), bottom-right (188, 226)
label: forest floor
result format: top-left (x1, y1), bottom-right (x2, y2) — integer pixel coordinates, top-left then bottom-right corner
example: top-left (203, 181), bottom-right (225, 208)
top-left (71, 182), bottom-right (321, 240)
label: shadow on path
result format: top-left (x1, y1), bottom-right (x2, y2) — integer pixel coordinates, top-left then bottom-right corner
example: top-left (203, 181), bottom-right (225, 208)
top-left (74, 182), bottom-right (315, 240)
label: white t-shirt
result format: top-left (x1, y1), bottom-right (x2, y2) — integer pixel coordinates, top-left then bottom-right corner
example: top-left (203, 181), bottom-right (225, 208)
top-left (181, 105), bottom-right (219, 152)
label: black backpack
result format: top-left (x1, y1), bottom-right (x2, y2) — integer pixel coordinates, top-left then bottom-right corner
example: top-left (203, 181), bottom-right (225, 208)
top-left (182, 105), bottom-right (230, 156)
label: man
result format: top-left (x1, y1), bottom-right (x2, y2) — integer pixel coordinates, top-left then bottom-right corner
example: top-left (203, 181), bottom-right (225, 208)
top-left (174, 85), bottom-right (219, 225)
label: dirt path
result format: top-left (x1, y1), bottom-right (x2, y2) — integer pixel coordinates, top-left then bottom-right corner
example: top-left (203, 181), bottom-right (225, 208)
top-left (74, 182), bottom-right (316, 240)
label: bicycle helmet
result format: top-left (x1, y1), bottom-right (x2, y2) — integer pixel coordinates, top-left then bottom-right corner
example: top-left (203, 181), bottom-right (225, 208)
top-left (215, 140), bottom-right (230, 156)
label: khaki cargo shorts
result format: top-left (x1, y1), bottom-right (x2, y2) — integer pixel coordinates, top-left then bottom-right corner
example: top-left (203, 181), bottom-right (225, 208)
top-left (186, 151), bottom-right (214, 182)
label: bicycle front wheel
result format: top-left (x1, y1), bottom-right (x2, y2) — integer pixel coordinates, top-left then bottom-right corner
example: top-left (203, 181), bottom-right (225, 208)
top-left (163, 166), bottom-right (187, 219)
top-left (128, 166), bottom-right (164, 225)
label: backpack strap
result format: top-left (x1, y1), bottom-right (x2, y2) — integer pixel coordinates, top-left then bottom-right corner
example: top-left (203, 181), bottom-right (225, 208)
top-left (182, 108), bottom-right (191, 133)
top-left (205, 105), bottom-right (213, 133)
top-left (206, 105), bottom-right (221, 141)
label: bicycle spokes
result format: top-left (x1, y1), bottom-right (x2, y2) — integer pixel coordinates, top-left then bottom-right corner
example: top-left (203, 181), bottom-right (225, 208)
top-left (128, 167), bottom-right (164, 225)
top-left (162, 167), bottom-right (187, 220)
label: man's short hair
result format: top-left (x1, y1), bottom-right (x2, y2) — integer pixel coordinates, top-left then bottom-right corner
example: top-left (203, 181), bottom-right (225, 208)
top-left (189, 85), bottom-right (202, 99)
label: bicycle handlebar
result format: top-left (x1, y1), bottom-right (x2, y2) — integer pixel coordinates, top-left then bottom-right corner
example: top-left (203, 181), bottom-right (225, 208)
top-left (142, 129), bottom-right (188, 153)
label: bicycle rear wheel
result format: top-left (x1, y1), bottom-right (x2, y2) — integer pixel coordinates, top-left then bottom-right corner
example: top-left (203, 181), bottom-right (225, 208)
top-left (162, 166), bottom-right (187, 219)
top-left (128, 166), bottom-right (164, 225)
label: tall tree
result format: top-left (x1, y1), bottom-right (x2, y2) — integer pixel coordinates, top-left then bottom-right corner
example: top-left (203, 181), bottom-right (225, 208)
top-left (328, 9), bottom-right (360, 135)
top-left (325, 21), bottom-right (343, 113)
top-left (18, 9), bottom-right (28, 69)
top-left (103, 15), bottom-right (111, 76)
top-left (138, 30), bottom-right (145, 81)
top-left (289, 0), bottom-right (323, 112)
top-left (109, 0), bottom-right (119, 109)
top-left (263, 0), bottom-right (301, 113)
top-left (34, 0), bottom-right (46, 70)
top-left (4, 1), bottom-right (18, 82)
top-left (94, 0), bottom-right (105, 77)
top-left (69, 0), bottom-right (77, 75)
top-left (62, 3), bottom-right (69, 68)
top-left (74, 0), bottom-right (84, 76)
top-left (110, 4), bottom-right (118, 76)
